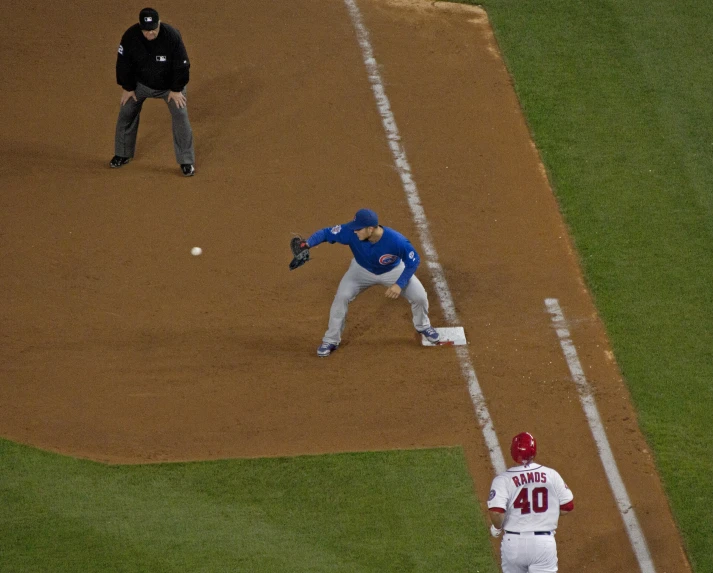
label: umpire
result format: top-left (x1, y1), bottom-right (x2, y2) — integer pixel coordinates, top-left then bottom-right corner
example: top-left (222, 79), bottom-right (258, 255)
top-left (111, 7), bottom-right (196, 176)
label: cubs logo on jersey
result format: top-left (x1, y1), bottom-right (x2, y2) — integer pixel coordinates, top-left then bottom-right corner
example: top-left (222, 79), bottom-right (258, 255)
top-left (330, 225), bottom-right (342, 235)
top-left (379, 254), bottom-right (398, 265)
top-left (408, 251), bottom-right (415, 260)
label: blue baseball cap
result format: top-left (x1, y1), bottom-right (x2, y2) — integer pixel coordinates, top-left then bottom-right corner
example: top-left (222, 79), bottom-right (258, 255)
top-left (346, 208), bottom-right (379, 230)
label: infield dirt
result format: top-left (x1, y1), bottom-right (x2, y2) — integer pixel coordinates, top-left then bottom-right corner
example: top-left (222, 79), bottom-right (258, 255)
top-left (0, 0), bottom-right (689, 570)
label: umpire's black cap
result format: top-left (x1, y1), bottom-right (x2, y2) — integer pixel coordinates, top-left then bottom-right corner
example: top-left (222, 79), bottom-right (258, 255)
top-left (139, 8), bottom-right (159, 30)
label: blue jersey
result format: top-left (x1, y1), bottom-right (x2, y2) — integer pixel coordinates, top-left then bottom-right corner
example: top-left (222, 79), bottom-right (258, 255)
top-left (307, 224), bottom-right (420, 289)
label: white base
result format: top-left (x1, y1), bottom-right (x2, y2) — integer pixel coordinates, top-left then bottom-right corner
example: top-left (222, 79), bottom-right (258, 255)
top-left (421, 326), bottom-right (467, 346)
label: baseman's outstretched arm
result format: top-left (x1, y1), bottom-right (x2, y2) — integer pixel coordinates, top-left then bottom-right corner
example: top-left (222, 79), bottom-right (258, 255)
top-left (306, 225), bottom-right (352, 248)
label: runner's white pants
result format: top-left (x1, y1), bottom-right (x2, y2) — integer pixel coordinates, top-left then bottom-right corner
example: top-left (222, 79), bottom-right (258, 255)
top-left (501, 533), bottom-right (558, 573)
top-left (323, 259), bottom-right (431, 345)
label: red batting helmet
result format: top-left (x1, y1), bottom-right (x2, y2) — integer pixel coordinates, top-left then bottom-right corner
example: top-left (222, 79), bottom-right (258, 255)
top-left (511, 432), bottom-right (537, 465)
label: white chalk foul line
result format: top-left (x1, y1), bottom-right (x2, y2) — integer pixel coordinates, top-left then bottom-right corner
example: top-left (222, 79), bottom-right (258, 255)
top-left (344, 0), bottom-right (506, 474)
top-left (545, 298), bottom-right (656, 573)
top-left (344, 4), bottom-right (658, 569)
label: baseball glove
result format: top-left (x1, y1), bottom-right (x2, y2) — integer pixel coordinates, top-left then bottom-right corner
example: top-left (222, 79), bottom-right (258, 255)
top-left (289, 236), bottom-right (311, 271)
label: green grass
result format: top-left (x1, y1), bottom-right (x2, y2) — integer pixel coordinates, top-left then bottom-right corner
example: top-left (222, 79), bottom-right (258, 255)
top-left (460, 0), bottom-right (713, 570)
top-left (0, 440), bottom-right (498, 573)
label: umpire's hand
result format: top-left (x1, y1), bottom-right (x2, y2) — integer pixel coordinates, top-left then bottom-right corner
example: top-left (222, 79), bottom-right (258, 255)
top-left (120, 90), bottom-right (138, 106)
top-left (168, 91), bottom-right (187, 109)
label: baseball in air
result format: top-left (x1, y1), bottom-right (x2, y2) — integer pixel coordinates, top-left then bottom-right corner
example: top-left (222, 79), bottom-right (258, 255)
top-left (191, 247), bottom-right (202, 256)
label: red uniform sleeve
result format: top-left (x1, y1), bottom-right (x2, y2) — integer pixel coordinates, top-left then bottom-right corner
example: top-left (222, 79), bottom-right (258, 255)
top-left (560, 500), bottom-right (574, 512)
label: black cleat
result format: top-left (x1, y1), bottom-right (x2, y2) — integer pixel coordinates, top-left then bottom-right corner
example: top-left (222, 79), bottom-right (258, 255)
top-left (109, 155), bottom-right (131, 168)
top-left (181, 164), bottom-right (195, 177)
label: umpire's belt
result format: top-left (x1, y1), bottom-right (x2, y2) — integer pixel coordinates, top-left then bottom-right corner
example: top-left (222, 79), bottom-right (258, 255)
top-left (504, 530), bottom-right (552, 536)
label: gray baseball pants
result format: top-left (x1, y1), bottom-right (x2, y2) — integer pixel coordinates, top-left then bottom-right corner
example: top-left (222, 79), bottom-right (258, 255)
top-left (323, 259), bottom-right (432, 345)
top-left (114, 82), bottom-right (195, 164)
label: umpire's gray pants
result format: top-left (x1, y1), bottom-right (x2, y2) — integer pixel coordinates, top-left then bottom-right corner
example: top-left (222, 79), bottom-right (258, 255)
top-left (114, 82), bottom-right (195, 164)
top-left (323, 259), bottom-right (432, 345)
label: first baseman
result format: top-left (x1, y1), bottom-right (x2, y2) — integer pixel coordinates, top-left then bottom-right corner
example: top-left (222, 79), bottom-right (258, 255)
top-left (488, 432), bottom-right (574, 573)
top-left (292, 208), bottom-right (440, 357)
top-left (111, 8), bottom-right (195, 176)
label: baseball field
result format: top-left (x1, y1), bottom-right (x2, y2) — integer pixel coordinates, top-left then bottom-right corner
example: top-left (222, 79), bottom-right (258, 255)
top-left (1, 0), bottom-right (710, 571)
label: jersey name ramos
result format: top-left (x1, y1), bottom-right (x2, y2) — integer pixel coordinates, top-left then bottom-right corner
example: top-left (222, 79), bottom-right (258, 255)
top-left (487, 464), bottom-right (573, 533)
top-left (307, 225), bottom-right (420, 289)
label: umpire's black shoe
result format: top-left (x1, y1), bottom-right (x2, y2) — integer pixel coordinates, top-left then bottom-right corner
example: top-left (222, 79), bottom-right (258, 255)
top-left (109, 155), bottom-right (131, 168)
top-left (181, 164), bottom-right (195, 177)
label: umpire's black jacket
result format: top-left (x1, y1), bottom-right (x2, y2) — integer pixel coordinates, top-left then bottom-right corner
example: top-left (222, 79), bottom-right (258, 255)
top-left (116, 23), bottom-right (190, 93)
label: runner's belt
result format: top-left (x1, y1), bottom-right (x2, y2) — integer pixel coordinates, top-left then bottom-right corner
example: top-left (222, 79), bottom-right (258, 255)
top-left (504, 531), bottom-right (552, 536)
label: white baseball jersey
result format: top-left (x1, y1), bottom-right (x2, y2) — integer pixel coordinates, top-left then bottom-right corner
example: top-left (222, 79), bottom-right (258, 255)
top-left (488, 463), bottom-right (573, 532)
